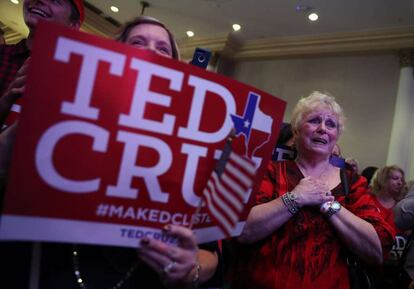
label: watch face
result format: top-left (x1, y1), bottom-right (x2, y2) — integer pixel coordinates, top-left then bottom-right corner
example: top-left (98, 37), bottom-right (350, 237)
top-left (288, 192), bottom-right (297, 201)
top-left (331, 201), bottom-right (341, 210)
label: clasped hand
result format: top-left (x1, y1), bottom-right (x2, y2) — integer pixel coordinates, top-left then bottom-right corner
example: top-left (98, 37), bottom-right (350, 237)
top-left (291, 177), bottom-right (335, 207)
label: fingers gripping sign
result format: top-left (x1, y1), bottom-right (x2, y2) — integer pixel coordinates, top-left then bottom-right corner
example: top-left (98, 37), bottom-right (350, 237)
top-left (137, 225), bottom-right (198, 286)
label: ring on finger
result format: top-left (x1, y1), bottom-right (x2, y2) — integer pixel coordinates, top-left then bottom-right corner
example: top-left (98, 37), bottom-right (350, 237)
top-left (163, 261), bottom-right (176, 274)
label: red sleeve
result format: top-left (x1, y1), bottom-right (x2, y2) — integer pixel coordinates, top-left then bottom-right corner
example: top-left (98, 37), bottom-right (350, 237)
top-left (255, 161), bottom-right (288, 205)
top-left (341, 174), bottom-right (396, 260)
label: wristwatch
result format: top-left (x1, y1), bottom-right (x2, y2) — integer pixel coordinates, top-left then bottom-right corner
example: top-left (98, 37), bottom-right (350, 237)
top-left (320, 201), bottom-right (331, 214)
top-left (326, 201), bottom-right (342, 218)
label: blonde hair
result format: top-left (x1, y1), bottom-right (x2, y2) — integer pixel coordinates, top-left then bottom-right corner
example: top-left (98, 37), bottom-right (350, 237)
top-left (290, 91), bottom-right (345, 136)
top-left (371, 165), bottom-right (405, 199)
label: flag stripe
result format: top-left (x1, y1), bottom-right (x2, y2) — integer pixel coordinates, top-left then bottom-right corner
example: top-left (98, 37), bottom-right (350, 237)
top-left (230, 152), bottom-right (256, 174)
top-left (206, 178), bottom-right (236, 223)
top-left (207, 178), bottom-right (239, 222)
top-left (203, 192), bottom-right (233, 236)
top-left (222, 172), bottom-right (246, 198)
top-left (211, 172), bottom-right (244, 209)
top-left (216, 173), bottom-right (244, 203)
top-left (202, 150), bottom-right (256, 237)
top-left (226, 161), bottom-right (254, 188)
top-left (203, 189), bottom-right (233, 235)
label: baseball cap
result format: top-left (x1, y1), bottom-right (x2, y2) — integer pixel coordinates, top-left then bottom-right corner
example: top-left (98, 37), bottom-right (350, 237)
top-left (70, 0), bottom-right (85, 24)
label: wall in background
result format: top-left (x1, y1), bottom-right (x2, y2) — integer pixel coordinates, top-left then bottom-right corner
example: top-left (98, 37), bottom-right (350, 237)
top-left (230, 54), bottom-right (401, 171)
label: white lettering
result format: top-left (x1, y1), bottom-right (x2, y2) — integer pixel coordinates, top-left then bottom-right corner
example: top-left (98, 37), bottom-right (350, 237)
top-left (54, 37), bottom-right (126, 120)
top-left (181, 143), bottom-right (208, 207)
top-left (178, 76), bottom-right (236, 142)
top-left (106, 131), bottom-right (172, 202)
top-left (35, 120), bottom-right (109, 193)
top-left (119, 59), bottom-right (183, 135)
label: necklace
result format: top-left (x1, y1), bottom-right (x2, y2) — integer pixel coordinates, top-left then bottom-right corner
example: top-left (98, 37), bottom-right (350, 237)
top-left (295, 160), bottom-right (332, 179)
top-left (72, 245), bottom-right (138, 289)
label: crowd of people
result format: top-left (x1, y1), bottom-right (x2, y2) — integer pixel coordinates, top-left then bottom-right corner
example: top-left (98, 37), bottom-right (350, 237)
top-left (1, 1), bottom-right (414, 289)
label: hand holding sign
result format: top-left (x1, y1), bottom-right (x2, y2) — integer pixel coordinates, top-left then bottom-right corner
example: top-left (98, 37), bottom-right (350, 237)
top-left (0, 21), bottom-right (286, 247)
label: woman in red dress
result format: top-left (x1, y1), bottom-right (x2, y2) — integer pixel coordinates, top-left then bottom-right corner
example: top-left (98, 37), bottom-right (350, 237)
top-left (371, 165), bottom-right (405, 226)
top-left (370, 165), bottom-right (406, 289)
top-left (229, 91), bottom-right (396, 289)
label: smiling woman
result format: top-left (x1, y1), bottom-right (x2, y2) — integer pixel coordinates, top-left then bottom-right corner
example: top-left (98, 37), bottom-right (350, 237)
top-left (229, 91), bottom-right (396, 289)
top-left (115, 15), bottom-right (180, 60)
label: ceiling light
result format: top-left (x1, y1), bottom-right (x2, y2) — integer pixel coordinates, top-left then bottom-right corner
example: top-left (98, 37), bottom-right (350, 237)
top-left (186, 31), bottom-right (195, 38)
top-left (232, 24), bottom-right (241, 32)
top-left (10, 0), bottom-right (19, 4)
top-left (308, 13), bottom-right (319, 21)
top-left (110, 6), bottom-right (119, 13)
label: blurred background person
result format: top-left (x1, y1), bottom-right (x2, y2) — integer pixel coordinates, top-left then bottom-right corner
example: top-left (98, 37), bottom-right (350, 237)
top-left (394, 181), bottom-right (414, 289)
top-left (362, 166), bottom-right (378, 188)
top-left (371, 165), bottom-right (405, 225)
top-left (273, 122), bottom-right (296, 161)
top-left (345, 157), bottom-right (359, 173)
top-left (370, 165), bottom-right (406, 289)
top-left (394, 181), bottom-right (414, 230)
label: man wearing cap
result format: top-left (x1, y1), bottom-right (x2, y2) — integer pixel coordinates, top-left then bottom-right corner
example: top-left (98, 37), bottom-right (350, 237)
top-left (0, 0), bottom-right (84, 128)
top-left (0, 1), bottom-right (84, 287)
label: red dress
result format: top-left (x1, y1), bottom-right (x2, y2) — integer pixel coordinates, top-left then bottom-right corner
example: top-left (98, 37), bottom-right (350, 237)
top-left (371, 196), bottom-right (399, 233)
top-left (229, 160), bottom-right (396, 289)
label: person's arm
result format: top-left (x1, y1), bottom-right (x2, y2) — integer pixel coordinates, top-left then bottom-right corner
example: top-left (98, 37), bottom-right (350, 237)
top-left (238, 197), bottom-right (293, 243)
top-left (326, 206), bottom-right (383, 264)
top-left (239, 176), bottom-right (334, 243)
top-left (137, 225), bottom-right (218, 289)
top-left (324, 174), bottom-right (395, 265)
top-left (0, 122), bottom-right (18, 193)
top-left (0, 58), bottom-right (28, 128)
top-left (394, 190), bottom-right (414, 230)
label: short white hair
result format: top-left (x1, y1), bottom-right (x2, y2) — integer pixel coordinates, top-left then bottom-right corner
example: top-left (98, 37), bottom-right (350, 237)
top-left (290, 91), bottom-right (345, 136)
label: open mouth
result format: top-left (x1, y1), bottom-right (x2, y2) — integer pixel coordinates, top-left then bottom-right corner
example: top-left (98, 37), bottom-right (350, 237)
top-left (29, 7), bottom-right (50, 18)
top-left (312, 137), bottom-right (328, 145)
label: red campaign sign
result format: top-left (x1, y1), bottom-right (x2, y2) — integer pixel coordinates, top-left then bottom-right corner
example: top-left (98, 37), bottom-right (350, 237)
top-left (0, 22), bottom-right (286, 247)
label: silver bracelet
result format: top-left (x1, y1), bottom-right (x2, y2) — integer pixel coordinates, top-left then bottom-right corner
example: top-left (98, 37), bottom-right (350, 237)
top-left (282, 192), bottom-right (299, 214)
top-left (190, 263), bottom-right (201, 289)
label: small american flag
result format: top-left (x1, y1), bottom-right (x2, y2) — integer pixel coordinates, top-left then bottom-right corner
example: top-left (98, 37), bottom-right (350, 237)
top-left (202, 142), bottom-right (256, 237)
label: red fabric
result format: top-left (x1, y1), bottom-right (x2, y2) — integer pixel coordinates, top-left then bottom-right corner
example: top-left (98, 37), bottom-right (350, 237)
top-left (371, 196), bottom-right (397, 230)
top-left (229, 160), bottom-right (396, 289)
top-left (373, 195), bottom-right (404, 235)
top-left (0, 40), bottom-right (30, 97)
top-left (0, 41), bottom-right (30, 129)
